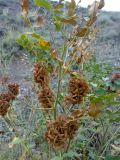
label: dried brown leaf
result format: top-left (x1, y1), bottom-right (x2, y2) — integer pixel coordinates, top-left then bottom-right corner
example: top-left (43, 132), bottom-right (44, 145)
top-left (66, 0), bottom-right (76, 17)
top-left (88, 1), bottom-right (99, 18)
top-left (98, 0), bottom-right (105, 9)
top-left (88, 0), bottom-right (105, 21)
top-left (76, 27), bottom-right (89, 37)
top-left (50, 50), bottom-right (58, 59)
top-left (35, 15), bottom-right (45, 27)
top-left (60, 16), bottom-right (77, 26)
top-left (20, 0), bottom-right (29, 16)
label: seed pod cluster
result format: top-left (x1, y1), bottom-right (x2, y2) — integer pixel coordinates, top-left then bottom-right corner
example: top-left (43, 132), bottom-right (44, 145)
top-left (45, 115), bottom-right (79, 149)
top-left (33, 62), bottom-right (54, 112)
top-left (71, 109), bottom-right (85, 119)
top-left (38, 87), bottom-right (55, 111)
top-left (33, 62), bottom-right (49, 86)
top-left (0, 83), bottom-right (19, 117)
top-left (65, 76), bottom-right (89, 104)
top-left (0, 100), bottom-right (10, 117)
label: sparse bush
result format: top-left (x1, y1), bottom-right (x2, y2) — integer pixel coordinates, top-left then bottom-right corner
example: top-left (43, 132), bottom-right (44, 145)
top-left (0, 0), bottom-right (120, 160)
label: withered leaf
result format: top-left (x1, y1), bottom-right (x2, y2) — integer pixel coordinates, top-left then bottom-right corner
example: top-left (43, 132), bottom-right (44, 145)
top-left (88, 0), bottom-right (105, 19)
top-left (35, 15), bottom-right (45, 27)
top-left (98, 0), bottom-right (105, 9)
top-left (86, 16), bottom-right (97, 26)
top-left (37, 38), bottom-right (50, 48)
top-left (66, 0), bottom-right (76, 17)
top-left (88, 1), bottom-right (99, 18)
top-left (60, 16), bottom-right (77, 26)
top-left (20, 0), bottom-right (29, 16)
top-left (50, 50), bottom-right (58, 59)
top-left (53, 4), bottom-right (63, 10)
top-left (76, 27), bottom-right (89, 37)
top-left (88, 103), bottom-right (102, 118)
top-left (53, 4), bottom-right (63, 14)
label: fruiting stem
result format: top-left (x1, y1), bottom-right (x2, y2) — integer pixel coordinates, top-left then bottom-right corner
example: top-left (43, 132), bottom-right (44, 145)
top-left (54, 66), bottom-right (62, 119)
top-left (54, 37), bottom-right (66, 119)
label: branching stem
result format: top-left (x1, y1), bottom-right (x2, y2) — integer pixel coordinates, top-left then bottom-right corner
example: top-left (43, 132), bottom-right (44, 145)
top-left (54, 35), bottom-right (67, 119)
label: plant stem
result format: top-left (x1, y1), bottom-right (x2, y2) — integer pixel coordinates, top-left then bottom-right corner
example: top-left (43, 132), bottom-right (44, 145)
top-left (54, 35), bottom-right (67, 119)
top-left (65, 138), bottom-right (71, 153)
top-left (97, 126), bottom-right (120, 160)
top-left (22, 143), bottom-right (37, 160)
top-left (54, 63), bottom-right (62, 119)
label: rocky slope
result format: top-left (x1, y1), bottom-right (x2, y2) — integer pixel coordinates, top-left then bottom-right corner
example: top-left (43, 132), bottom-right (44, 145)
top-left (0, 0), bottom-right (120, 67)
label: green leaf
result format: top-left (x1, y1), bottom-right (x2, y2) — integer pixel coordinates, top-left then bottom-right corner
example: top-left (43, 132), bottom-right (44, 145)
top-left (63, 150), bottom-right (79, 158)
top-left (95, 88), bottom-right (106, 95)
top-left (25, 32), bottom-right (41, 39)
top-left (110, 116), bottom-right (120, 122)
top-left (107, 101), bottom-right (120, 105)
top-left (17, 34), bottom-right (31, 49)
top-left (51, 156), bottom-right (63, 160)
top-left (105, 155), bottom-right (120, 160)
top-left (54, 21), bottom-right (62, 31)
top-left (90, 82), bottom-right (98, 87)
top-left (52, 16), bottom-right (62, 31)
top-left (114, 80), bottom-right (120, 85)
top-left (113, 80), bottom-right (120, 89)
top-left (34, 0), bottom-right (52, 10)
top-left (76, 134), bottom-right (89, 141)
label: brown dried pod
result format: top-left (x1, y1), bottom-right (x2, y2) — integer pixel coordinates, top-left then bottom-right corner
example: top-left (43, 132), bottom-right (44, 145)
top-left (8, 83), bottom-right (19, 96)
top-left (0, 92), bottom-right (12, 102)
top-left (66, 116), bottom-right (79, 139)
top-left (33, 62), bottom-right (49, 86)
top-left (45, 115), bottom-right (79, 149)
top-left (65, 77), bottom-right (89, 104)
top-left (45, 115), bottom-right (68, 149)
top-left (71, 109), bottom-right (85, 119)
top-left (0, 100), bottom-right (10, 117)
top-left (38, 86), bottom-right (55, 111)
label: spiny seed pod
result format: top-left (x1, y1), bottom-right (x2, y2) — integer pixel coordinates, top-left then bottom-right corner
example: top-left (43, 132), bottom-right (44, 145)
top-left (71, 109), bottom-right (85, 119)
top-left (45, 115), bottom-right (68, 149)
top-left (0, 92), bottom-right (12, 102)
top-left (66, 116), bottom-right (79, 139)
top-left (0, 100), bottom-right (10, 117)
top-left (33, 62), bottom-right (49, 86)
top-left (65, 77), bottom-right (89, 104)
top-left (8, 83), bottom-right (19, 96)
top-left (38, 87), bottom-right (55, 111)
top-left (45, 115), bottom-right (79, 149)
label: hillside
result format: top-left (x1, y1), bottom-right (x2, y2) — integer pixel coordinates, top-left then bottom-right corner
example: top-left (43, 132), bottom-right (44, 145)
top-left (0, 0), bottom-right (120, 68)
